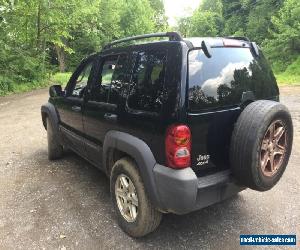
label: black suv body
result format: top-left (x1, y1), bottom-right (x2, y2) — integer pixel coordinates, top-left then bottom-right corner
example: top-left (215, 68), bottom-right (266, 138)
top-left (42, 32), bottom-right (293, 237)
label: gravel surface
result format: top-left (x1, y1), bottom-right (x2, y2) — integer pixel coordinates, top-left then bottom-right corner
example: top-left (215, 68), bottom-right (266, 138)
top-left (0, 87), bottom-right (299, 250)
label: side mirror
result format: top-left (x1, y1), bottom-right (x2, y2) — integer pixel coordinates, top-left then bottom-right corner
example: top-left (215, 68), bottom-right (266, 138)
top-left (49, 85), bottom-right (63, 97)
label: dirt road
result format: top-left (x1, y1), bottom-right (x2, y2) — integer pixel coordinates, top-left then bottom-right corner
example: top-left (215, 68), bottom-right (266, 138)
top-left (0, 87), bottom-right (299, 249)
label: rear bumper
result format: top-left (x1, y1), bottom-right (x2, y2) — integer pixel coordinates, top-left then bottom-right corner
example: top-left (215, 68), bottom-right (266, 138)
top-left (153, 164), bottom-right (245, 214)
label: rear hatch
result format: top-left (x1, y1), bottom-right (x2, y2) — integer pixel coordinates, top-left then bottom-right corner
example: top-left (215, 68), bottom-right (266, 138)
top-left (186, 38), bottom-right (279, 176)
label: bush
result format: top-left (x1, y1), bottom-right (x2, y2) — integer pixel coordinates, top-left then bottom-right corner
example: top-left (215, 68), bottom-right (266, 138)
top-left (0, 76), bottom-right (14, 96)
top-left (275, 56), bottom-right (300, 85)
top-left (0, 40), bottom-right (48, 95)
top-left (50, 72), bottom-right (72, 86)
top-left (284, 56), bottom-right (300, 75)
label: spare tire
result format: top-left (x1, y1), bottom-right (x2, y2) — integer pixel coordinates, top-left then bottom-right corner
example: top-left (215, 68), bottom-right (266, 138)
top-left (230, 100), bottom-right (293, 191)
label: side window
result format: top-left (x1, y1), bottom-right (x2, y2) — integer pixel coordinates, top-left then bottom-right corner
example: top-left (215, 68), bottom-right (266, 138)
top-left (71, 61), bottom-right (93, 97)
top-left (127, 50), bottom-right (167, 113)
top-left (90, 54), bottom-right (128, 104)
top-left (110, 54), bottom-right (129, 104)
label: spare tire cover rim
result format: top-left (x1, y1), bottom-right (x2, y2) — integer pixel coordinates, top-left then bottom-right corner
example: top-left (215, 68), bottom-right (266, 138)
top-left (260, 120), bottom-right (287, 177)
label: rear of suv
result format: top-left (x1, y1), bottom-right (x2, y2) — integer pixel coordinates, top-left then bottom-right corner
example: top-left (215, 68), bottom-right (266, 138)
top-left (41, 32), bottom-right (293, 237)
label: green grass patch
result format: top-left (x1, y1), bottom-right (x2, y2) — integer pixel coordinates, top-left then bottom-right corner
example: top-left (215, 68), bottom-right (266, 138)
top-left (275, 73), bottom-right (300, 85)
top-left (0, 77), bottom-right (50, 96)
top-left (274, 56), bottom-right (300, 86)
top-left (0, 72), bottom-right (72, 96)
top-left (49, 72), bottom-right (71, 87)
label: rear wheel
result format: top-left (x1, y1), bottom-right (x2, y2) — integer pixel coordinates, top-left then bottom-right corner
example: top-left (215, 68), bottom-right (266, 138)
top-left (110, 157), bottom-right (162, 237)
top-left (230, 100), bottom-right (293, 191)
top-left (46, 117), bottom-right (63, 160)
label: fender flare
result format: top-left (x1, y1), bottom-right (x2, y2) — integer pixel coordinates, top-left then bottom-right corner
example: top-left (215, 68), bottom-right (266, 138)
top-left (41, 103), bottom-right (60, 141)
top-left (103, 130), bottom-right (161, 208)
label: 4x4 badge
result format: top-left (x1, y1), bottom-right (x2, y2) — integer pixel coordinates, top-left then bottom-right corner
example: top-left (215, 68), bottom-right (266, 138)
top-left (197, 154), bottom-right (210, 166)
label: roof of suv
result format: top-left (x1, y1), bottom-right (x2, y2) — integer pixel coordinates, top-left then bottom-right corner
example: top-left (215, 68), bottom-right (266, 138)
top-left (185, 37), bottom-right (250, 48)
top-left (102, 32), bottom-right (251, 51)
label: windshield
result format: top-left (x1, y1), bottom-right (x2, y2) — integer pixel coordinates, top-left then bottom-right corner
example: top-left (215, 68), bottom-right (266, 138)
top-left (188, 47), bottom-right (278, 112)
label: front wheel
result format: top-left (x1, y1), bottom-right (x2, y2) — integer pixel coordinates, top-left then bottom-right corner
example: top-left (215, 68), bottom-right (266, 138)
top-left (110, 157), bottom-right (162, 237)
top-left (46, 117), bottom-right (63, 160)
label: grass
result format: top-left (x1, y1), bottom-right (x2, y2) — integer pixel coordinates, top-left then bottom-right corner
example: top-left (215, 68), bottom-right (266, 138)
top-left (0, 72), bottom-right (72, 96)
top-left (275, 73), bottom-right (300, 86)
top-left (275, 57), bottom-right (300, 86)
top-left (49, 72), bottom-right (71, 87)
top-left (0, 79), bottom-right (49, 96)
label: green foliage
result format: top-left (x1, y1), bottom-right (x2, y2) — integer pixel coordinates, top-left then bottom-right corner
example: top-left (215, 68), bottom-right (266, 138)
top-left (120, 0), bottom-right (156, 37)
top-left (276, 73), bottom-right (300, 85)
top-left (246, 0), bottom-right (283, 43)
top-left (0, 76), bottom-right (49, 96)
top-left (148, 0), bottom-right (168, 30)
top-left (275, 56), bottom-right (300, 84)
top-left (177, 17), bottom-right (192, 37)
top-left (1, 0), bottom-right (300, 95)
top-left (182, 0), bottom-right (224, 37)
top-left (189, 10), bottom-right (223, 37)
top-left (222, 0), bottom-right (248, 36)
top-left (201, 0), bottom-right (223, 15)
top-left (263, 0), bottom-right (300, 70)
top-left (50, 72), bottom-right (72, 86)
top-left (98, 0), bottom-right (124, 46)
top-left (284, 57), bottom-right (300, 76)
top-left (0, 0), bottom-right (163, 95)
top-left (176, 0), bottom-right (300, 84)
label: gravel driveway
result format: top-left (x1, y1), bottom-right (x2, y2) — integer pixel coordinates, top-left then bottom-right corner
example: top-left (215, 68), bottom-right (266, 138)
top-left (0, 86), bottom-right (299, 249)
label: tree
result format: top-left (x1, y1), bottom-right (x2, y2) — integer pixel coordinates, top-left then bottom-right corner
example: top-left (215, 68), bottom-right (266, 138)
top-left (148, 0), bottom-right (168, 30)
top-left (189, 10), bottom-right (223, 37)
top-left (185, 1), bottom-right (224, 37)
top-left (120, 0), bottom-right (156, 37)
top-left (222, 0), bottom-right (251, 36)
top-left (0, 0), bottom-right (166, 95)
top-left (98, 0), bottom-right (124, 47)
top-left (247, 0), bottom-right (284, 43)
top-left (201, 0), bottom-right (223, 14)
top-left (263, 0), bottom-right (300, 70)
top-left (177, 17), bottom-right (192, 37)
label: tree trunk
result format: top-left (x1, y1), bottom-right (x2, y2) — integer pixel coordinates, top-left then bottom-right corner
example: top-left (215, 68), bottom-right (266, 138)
top-left (55, 45), bottom-right (66, 73)
top-left (36, 1), bottom-right (41, 48)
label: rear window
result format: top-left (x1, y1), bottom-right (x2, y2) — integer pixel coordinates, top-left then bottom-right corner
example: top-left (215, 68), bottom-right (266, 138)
top-left (188, 47), bottom-right (277, 112)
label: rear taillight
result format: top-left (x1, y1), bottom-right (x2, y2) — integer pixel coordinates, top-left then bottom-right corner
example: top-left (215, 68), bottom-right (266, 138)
top-left (165, 124), bottom-right (191, 169)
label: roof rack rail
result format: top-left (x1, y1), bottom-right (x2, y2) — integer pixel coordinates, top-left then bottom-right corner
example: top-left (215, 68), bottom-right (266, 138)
top-left (224, 36), bottom-right (250, 42)
top-left (103, 32), bottom-right (183, 49)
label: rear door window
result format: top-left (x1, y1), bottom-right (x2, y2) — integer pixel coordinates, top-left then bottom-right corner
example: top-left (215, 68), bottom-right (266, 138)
top-left (127, 50), bottom-right (167, 113)
top-left (188, 47), bottom-right (277, 112)
top-left (89, 54), bottom-right (128, 104)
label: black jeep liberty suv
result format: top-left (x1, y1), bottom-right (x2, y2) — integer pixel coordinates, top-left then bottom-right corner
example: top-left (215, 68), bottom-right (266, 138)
top-left (41, 32), bottom-right (293, 237)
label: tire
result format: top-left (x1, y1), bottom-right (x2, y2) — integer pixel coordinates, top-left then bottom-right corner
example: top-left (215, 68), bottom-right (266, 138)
top-left (46, 117), bottom-right (63, 160)
top-left (110, 157), bottom-right (162, 237)
top-left (230, 100), bottom-right (293, 191)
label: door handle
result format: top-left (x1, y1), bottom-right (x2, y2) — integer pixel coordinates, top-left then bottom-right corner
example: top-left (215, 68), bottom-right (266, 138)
top-left (104, 113), bottom-right (117, 122)
top-left (71, 105), bottom-right (81, 112)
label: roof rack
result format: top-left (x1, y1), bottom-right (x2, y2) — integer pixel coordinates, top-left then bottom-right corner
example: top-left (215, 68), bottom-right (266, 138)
top-left (103, 32), bottom-right (183, 49)
top-left (224, 36), bottom-right (250, 42)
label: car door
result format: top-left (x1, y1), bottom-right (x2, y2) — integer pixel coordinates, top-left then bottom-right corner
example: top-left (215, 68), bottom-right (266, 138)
top-left (83, 53), bottom-right (130, 167)
top-left (55, 57), bottom-right (95, 155)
